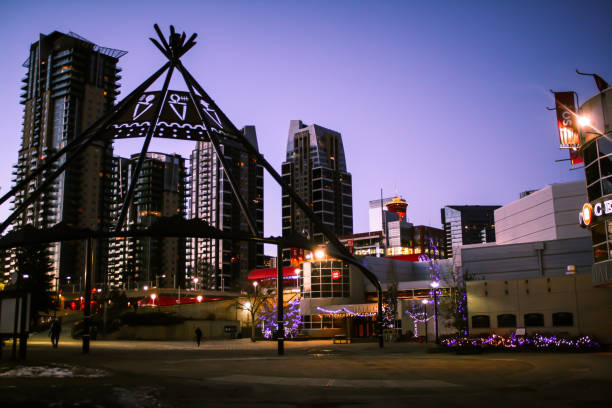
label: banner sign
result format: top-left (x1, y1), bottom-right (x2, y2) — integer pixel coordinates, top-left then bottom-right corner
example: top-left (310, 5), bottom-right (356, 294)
top-left (554, 92), bottom-right (580, 149)
top-left (570, 148), bottom-right (584, 166)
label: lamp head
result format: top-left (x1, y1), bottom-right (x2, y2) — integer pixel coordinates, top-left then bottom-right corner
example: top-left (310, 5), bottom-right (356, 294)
top-left (578, 115), bottom-right (591, 127)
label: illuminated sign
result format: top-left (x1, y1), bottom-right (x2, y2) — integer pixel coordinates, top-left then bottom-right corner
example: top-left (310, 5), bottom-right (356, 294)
top-left (332, 270), bottom-right (341, 280)
top-left (581, 203), bottom-right (593, 226)
top-left (579, 199), bottom-right (612, 227)
top-left (554, 92), bottom-right (580, 149)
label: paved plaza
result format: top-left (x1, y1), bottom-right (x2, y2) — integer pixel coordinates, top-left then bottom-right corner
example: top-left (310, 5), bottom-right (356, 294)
top-left (1, 337), bottom-right (611, 407)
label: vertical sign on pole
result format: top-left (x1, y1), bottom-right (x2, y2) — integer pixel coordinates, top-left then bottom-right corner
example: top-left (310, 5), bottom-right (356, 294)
top-left (554, 91), bottom-right (583, 166)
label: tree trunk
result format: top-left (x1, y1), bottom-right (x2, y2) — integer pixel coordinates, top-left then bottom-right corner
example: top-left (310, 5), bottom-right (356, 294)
top-left (250, 314), bottom-right (256, 342)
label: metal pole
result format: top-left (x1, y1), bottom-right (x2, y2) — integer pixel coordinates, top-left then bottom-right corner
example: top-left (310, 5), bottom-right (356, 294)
top-left (276, 243), bottom-right (284, 356)
top-left (83, 237), bottom-right (94, 354)
top-left (424, 303), bottom-right (429, 343)
top-left (434, 289), bottom-right (439, 344)
top-left (11, 292), bottom-right (20, 360)
top-left (18, 293), bottom-right (28, 360)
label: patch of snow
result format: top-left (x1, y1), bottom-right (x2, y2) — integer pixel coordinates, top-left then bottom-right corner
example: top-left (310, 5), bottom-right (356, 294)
top-left (0, 364), bottom-right (108, 378)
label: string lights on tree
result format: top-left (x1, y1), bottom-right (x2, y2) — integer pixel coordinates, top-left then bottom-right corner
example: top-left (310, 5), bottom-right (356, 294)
top-left (258, 297), bottom-right (302, 339)
top-left (404, 300), bottom-right (433, 337)
top-left (419, 238), bottom-right (469, 335)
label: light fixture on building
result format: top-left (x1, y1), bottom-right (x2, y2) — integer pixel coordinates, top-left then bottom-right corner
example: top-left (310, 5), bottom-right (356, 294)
top-left (314, 249), bottom-right (326, 260)
top-left (578, 115), bottom-right (591, 127)
top-left (566, 265), bottom-right (576, 275)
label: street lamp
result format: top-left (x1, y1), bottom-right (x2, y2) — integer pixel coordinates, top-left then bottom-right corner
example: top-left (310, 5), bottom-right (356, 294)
top-left (421, 299), bottom-right (429, 343)
top-left (314, 248), bottom-right (326, 260)
top-left (430, 281), bottom-right (440, 344)
top-left (578, 115), bottom-right (591, 127)
top-left (193, 277), bottom-right (199, 290)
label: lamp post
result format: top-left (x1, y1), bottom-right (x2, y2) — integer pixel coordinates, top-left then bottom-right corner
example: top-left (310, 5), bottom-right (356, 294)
top-left (421, 299), bottom-right (429, 343)
top-left (276, 243), bottom-right (284, 355)
top-left (430, 281), bottom-right (440, 344)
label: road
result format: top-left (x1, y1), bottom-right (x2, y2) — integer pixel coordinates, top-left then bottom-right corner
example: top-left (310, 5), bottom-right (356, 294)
top-left (1, 338), bottom-right (611, 407)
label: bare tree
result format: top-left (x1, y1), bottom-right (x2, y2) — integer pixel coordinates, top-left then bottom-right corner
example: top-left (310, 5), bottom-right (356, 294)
top-left (236, 282), bottom-right (268, 342)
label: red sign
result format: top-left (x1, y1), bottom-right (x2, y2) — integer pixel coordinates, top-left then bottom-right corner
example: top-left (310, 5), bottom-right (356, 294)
top-left (332, 270), bottom-right (341, 280)
top-left (554, 92), bottom-right (580, 148)
top-left (569, 148), bottom-right (583, 165)
top-left (290, 248), bottom-right (304, 266)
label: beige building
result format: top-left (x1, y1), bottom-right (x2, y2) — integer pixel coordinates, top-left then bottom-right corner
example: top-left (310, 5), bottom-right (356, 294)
top-left (461, 180), bottom-right (612, 343)
top-left (494, 180), bottom-right (589, 245)
top-left (468, 274), bottom-right (612, 342)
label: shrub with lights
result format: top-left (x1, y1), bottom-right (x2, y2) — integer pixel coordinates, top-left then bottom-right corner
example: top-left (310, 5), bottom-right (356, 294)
top-left (441, 332), bottom-right (600, 351)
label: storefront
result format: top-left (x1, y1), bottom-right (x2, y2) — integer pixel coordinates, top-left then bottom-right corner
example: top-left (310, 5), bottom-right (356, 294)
top-left (575, 87), bottom-right (612, 286)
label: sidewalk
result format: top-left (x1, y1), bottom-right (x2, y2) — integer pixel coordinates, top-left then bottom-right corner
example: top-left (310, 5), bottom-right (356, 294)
top-left (22, 336), bottom-right (435, 352)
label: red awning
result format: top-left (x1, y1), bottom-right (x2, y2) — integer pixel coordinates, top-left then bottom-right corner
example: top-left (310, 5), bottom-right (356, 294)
top-left (137, 295), bottom-right (222, 307)
top-left (385, 254), bottom-right (422, 262)
top-left (248, 266), bottom-right (300, 280)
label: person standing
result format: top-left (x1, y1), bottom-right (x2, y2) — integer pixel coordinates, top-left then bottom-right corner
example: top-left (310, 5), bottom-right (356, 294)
top-left (195, 327), bottom-right (203, 347)
top-left (49, 318), bottom-right (61, 348)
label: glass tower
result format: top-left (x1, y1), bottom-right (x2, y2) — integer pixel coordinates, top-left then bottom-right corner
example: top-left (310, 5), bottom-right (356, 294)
top-left (108, 153), bottom-right (187, 289)
top-left (189, 126), bottom-right (264, 290)
top-left (440, 205), bottom-right (500, 258)
top-left (9, 31), bottom-right (125, 288)
top-left (281, 120), bottom-right (353, 262)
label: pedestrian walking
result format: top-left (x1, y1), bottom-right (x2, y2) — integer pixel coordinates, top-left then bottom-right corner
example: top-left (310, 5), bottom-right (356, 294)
top-left (49, 318), bottom-right (61, 348)
top-left (195, 327), bottom-right (203, 347)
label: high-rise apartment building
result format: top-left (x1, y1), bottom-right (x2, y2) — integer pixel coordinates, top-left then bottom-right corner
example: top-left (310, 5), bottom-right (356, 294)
top-left (11, 31), bottom-right (125, 288)
top-left (440, 205), bottom-right (500, 258)
top-left (108, 153), bottom-right (187, 289)
top-left (281, 120), bottom-right (353, 257)
top-left (189, 126), bottom-right (264, 290)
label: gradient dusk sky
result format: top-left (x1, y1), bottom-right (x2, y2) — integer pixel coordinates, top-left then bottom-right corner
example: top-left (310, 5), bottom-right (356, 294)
top-left (0, 1), bottom-right (610, 252)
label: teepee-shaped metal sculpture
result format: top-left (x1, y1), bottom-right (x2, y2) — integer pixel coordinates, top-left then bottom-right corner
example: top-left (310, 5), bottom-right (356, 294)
top-left (0, 25), bottom-right (384, 350)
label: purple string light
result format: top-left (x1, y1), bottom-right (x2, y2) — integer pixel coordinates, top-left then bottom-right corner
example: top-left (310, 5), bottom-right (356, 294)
top-left (258, 297), bottom-right (302, 339)
top-left (441, 332), bottom-right (600, 350)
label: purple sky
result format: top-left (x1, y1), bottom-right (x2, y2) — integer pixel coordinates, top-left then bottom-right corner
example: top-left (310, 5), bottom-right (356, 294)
top-left (0, 1), bottom-right (610, 254)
